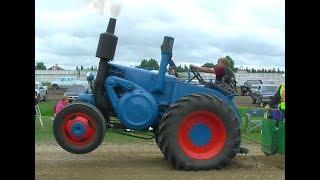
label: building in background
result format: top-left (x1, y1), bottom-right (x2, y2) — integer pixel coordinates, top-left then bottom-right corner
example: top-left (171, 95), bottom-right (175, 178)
top-left (48, 64), bottom-right (64, 71)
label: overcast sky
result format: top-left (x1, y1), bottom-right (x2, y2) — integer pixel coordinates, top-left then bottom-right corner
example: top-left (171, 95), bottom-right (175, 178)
top-left (35, 0), bottom-right (285, 70)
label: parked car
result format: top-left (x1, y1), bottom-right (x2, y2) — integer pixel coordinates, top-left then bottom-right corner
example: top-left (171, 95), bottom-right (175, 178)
top-left (35, 81), bottom-right (48, 101)
top-left (51, 77), bottom-right (87, 89)
top-left (64, 85), bottom-right (90, 103)
top-left (240, 79), bottom-right (263, 95)
top-left (250, 84), bottom-right (279, 107)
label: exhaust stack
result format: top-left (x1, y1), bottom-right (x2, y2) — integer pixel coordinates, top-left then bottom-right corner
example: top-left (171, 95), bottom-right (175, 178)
top-left (96, 18), bottom-right (118, 60)
top-left (94, 18), bottom-right (118, 116)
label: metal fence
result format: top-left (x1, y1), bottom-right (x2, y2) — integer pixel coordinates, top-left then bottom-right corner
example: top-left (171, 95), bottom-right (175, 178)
top-left (35, 70), bottom-right (97, 83)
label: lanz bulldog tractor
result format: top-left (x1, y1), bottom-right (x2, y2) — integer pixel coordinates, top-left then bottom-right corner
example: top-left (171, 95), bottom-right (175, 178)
top-left (53, 18), bottom-right (242, 171)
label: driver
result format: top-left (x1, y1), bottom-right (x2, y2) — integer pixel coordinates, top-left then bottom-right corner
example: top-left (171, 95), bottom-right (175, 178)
top-left (190, 57), bottom-right (235, 85)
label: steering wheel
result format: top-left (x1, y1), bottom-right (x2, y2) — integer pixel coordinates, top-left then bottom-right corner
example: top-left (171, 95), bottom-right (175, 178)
top-left (189, 66), bottom-right (205, 84)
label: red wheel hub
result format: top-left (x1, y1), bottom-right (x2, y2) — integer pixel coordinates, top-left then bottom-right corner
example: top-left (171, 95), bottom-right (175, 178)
top-left (177, 111), bottom-right (226, 160)
top-left (61, 112), bottom-right (96, 145)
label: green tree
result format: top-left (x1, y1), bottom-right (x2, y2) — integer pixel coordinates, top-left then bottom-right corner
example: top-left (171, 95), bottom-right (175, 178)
top-left (137, 59), bottom-right (159, 70)
top-left (35, 61), bottom-right (47, 70)
top-left (201, 63), bottom-right (215, 68)
top-left (183, 64), bottom-right (188, 72)
top-left (225, 55), bottom-right (237, 72)
top-left (176, 65), bottom-right (184, 72)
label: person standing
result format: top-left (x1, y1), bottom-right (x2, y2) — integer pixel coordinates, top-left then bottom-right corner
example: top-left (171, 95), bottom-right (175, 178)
top-left (54, 95), bottom-right (70, 118)
top-left (266, 83), bottom-right (285, 121)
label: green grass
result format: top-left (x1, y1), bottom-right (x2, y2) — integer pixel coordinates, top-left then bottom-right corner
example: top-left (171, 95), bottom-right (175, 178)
top-left (35, 101), bottom-right (262, 144)
top-left (242, 132), bottom-right (262, 144)
top-left (37, 100), bottom-right (56, 116)
top-left (35, 116), bottom-right (56, 142)
top-left (238, 106), bottom-right (252, 117)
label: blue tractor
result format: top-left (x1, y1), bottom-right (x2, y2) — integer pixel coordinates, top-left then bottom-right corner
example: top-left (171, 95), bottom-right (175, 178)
top-left (53, 18), bottom-right (242, 171)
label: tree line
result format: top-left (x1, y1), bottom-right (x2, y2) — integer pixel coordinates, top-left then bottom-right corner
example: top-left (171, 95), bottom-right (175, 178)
top-left (35, 58), bottom-right (285, 74)
top-left (135, 56), bottom-right (238, 72)
top-left (134, 57), bottom-right (284, 74)
top-left (35, 61), bottom-right (98, 71)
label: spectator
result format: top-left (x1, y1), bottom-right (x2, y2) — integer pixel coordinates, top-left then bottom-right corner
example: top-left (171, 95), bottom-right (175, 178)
top-left (169, 66), bottom-right (179, 77)
top-left (168, 58), bottom-right (179, 77)
top-left (54, 95), bottom-right (69, 118)
top-left (266, 83), bottom-right (285, 121)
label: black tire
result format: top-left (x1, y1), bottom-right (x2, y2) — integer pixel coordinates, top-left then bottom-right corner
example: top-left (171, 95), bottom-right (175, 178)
top-left (52, 84), bottom-right (59, 89)
top-left (157, 94), bottom-right (241, 170)
top-left (53, 102), bottom-right (106, 154)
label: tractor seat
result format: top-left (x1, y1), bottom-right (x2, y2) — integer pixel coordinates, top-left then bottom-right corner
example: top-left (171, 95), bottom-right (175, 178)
top-left (204, 81), bottom-right (236, 97)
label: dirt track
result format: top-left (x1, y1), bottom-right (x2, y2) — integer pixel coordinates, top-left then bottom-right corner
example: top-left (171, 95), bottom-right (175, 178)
top-left (35, 142), bottom-right (284, 180)
top-left (38, 90), bottom-right (276, 179)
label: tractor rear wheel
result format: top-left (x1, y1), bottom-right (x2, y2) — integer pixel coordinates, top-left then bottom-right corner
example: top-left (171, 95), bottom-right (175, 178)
top-left (157, 94), bottom-right (241, 170)
top-left (53, 102), bottom-right (106, 154)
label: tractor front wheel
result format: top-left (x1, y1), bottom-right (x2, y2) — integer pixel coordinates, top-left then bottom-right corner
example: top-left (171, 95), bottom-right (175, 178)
top-left (157, 94), bottom-right (241, 170)
top-left (53, 102), bottom-right (106, 154)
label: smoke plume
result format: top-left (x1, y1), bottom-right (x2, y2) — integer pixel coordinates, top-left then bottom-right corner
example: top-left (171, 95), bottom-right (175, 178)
top-left (83, 0), bottom-right (122, 18)
top-left (110, 1), bottom-right (122, 18)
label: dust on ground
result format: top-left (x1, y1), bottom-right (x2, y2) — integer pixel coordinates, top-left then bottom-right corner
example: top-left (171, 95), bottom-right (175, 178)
top-left (35, 141), bottom-right (285, 180)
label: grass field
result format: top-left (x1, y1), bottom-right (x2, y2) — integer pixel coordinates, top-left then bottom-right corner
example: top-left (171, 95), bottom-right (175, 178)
top-left (35, 100), bottom-right (262, 144)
